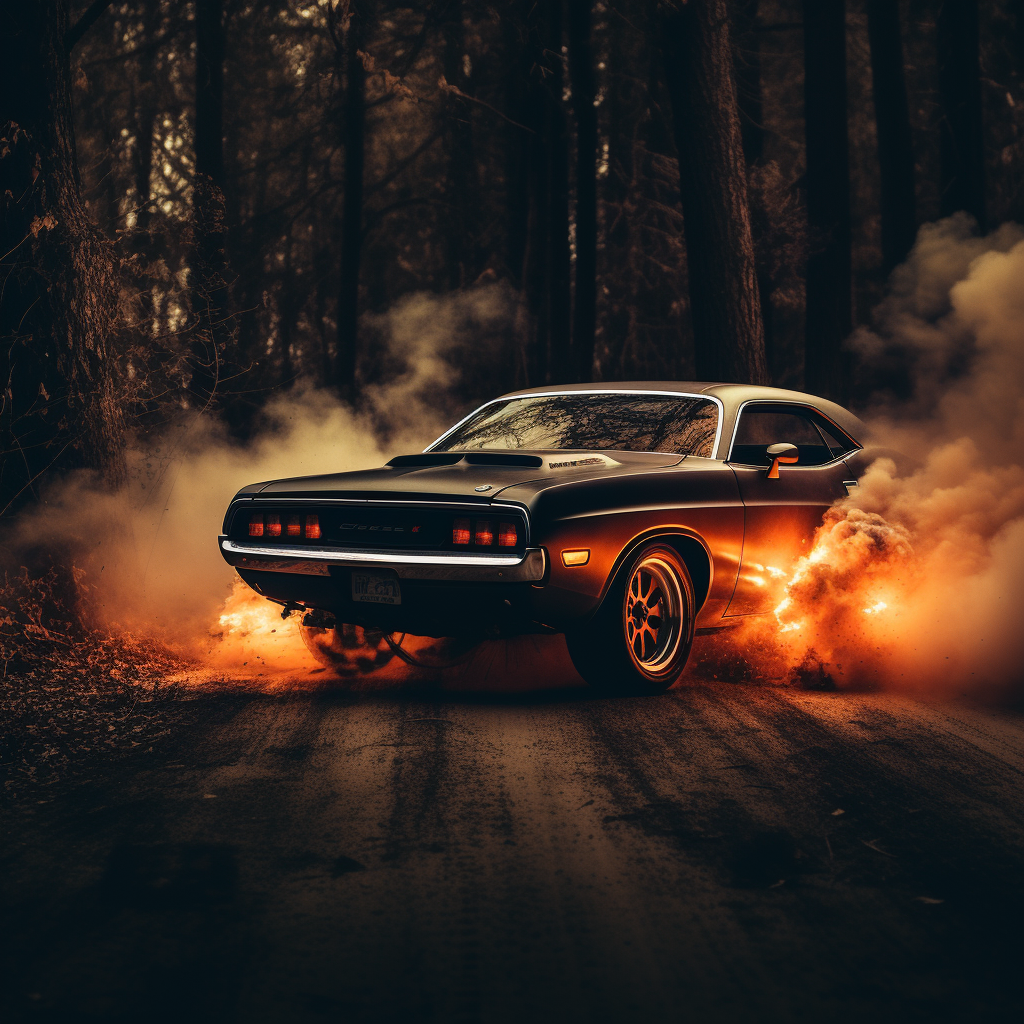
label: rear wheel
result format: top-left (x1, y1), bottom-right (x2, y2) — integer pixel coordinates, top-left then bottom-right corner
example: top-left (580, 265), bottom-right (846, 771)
top-left (565, 542), bottom-right (695, 695)
top-left (299, 622), bottom-right (396, 676)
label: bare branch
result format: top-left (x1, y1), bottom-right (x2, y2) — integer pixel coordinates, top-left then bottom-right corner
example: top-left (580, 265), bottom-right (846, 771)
top-left (437, 76), bottom-right (535, 134)
top-left (66, 0), bottom-right (115, 52)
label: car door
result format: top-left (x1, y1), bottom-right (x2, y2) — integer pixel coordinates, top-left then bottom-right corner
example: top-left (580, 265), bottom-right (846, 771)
top-left (724, 403), bottom-right (858, 616)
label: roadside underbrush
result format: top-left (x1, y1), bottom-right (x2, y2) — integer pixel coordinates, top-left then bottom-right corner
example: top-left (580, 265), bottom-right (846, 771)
top-left (0, 567), bottom-right (189, 798)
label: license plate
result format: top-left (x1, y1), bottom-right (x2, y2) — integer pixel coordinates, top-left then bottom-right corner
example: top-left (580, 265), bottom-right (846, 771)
top-left (351, 572), bottom-right (402, 605)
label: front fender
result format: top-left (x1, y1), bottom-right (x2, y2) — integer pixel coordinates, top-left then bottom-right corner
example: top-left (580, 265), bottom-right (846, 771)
top-left (529, 506), bottom-right (742, 630)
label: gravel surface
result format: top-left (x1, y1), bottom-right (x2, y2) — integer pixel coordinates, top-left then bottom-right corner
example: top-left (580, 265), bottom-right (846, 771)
top-left (2, 676), bottom-right (1023, 1023)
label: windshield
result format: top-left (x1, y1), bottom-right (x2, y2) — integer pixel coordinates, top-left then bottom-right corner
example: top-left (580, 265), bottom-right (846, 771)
top-left (431, 393), bottom-right (719, 456)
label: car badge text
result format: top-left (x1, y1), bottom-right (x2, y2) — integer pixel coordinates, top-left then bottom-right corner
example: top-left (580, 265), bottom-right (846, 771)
top-left (340, 524), bottom-right (409, 532)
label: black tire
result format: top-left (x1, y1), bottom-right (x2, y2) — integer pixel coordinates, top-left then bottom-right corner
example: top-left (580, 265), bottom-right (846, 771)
top-left (299, 622), bottom-right (396, 676)
top-left (565, 542), bottom-right (695, 695)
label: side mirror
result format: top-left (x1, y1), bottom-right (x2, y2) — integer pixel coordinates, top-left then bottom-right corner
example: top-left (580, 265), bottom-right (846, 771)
top-left (766, 442), bottom-right (799, 479)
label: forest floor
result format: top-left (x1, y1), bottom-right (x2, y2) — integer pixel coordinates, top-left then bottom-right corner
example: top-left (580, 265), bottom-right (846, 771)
top-left (2, 646), bottom-right (1023, 1024)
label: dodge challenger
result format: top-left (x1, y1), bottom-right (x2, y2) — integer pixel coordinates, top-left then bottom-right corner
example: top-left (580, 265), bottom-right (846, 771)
top-left (219, 383), bottom-right (873, 694)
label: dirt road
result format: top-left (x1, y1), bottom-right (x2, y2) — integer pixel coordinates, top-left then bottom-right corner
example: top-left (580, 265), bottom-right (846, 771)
top-left (3, 671), bottom-right (1023, 1023)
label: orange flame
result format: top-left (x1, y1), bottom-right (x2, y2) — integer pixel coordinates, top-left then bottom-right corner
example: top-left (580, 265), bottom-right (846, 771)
top-left (202, 579), bottom-right (317, 675)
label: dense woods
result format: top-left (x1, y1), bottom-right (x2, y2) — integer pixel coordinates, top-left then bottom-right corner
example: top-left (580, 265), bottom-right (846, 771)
top-left (3, 0), bottom-right (1024, 520)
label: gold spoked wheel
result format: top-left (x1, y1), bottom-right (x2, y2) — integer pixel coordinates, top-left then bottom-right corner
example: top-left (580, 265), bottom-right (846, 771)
top-left (565, 541), bottom-right (695, 695)
top-left (624, 554), bottom-right (684, 675)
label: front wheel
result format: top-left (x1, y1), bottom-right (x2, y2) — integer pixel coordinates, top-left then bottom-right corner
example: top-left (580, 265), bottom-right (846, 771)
top-left (565, 543), bottom-right (695, 695)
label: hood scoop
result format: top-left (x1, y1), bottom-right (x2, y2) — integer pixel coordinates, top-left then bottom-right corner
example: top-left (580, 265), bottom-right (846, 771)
top-left (387, 453), bottom-right (464, 468)
top-left (462, 452), bottom-right (543, 468)
top-left (387, 452), bottom-right (544, 470)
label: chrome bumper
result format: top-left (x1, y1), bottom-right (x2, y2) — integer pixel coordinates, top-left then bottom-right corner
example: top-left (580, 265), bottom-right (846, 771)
top-left (219, 538), bottom-right (547, 583)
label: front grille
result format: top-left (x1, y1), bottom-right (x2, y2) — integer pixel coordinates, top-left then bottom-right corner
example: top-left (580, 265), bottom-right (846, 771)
top-left (229, 503), bottom-right (528, 554)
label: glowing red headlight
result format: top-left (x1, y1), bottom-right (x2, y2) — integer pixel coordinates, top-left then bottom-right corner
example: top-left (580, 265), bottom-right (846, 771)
top-left (267, 514), bottom-right (281, 537)
top-left (452, 518), bottom-right (470, 545)
top-left (305, 514), bottom-right (321, 539)
top-left (248, 515), bottom-right (264, 537)
top-left (286, 515), bottom-right (301, 537)
top-left (474, 521), bottom-right (494, 546)
top-left (498, 522), bottom-right (518, 547)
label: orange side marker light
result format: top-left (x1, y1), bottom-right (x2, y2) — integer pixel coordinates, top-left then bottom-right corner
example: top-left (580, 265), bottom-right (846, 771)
top-left (561, 549), bottom-right (590, 567)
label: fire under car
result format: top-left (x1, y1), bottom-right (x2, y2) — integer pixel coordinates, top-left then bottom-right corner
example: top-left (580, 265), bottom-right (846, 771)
top-left (219, 382), bottom-right (877, 694)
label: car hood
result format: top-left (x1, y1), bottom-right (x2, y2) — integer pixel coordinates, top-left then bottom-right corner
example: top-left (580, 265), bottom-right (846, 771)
top-left (241, 450), bottom-right (686, 504)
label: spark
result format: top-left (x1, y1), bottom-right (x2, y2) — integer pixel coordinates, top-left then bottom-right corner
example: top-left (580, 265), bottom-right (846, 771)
top-left (863, 601), bottom-right (888, 615)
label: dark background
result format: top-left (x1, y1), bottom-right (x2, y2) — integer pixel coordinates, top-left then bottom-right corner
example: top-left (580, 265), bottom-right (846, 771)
top-left (2, 0), bottom-right (1023, 517)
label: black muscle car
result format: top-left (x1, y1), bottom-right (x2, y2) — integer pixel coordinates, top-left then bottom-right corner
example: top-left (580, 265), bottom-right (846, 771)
top-left (219, 383), bottom-right (872, 693)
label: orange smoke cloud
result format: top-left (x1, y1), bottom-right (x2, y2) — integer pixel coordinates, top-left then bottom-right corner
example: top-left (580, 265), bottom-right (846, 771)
top-left (722, 215), bottom-right (1024, 700)
top-left (4, 284), bottom-right (513, 680)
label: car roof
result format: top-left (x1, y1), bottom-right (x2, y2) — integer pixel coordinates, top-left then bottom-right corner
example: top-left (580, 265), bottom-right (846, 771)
top-left (495, 381), bottom-right (866, 457)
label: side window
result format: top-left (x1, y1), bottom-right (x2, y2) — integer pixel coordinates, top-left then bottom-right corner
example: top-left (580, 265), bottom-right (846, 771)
top-left (730, 407), bottom-right (839, 467)
top-left (816, 419), bottom-right (859, 458)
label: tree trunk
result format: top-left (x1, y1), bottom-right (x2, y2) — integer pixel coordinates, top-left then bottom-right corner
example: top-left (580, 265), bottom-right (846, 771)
top-left (867, 0), bottom-right (917, 273)
top-left (515, 3), bottom-right (572, 387)
top-left (441, 0), bottom-right (480, 290)
top-left (731, 0), bottom-right (777, 375)
top-left (131, 0), bottom-right (162, 331)
top-left (336, 1), bottom-right (366, 400)
top-left (937, 0), bottom-right (985, 229)
top-left (601, 0), bottom-right (642, 380)
top-left (732, 0), bottom-right (764, 165)
top-left (567, 0), bottom-right (598, 383)
top-left (191, 0), bottom-right (230, 408)
top-left (802, 0), bottom-right (851, 400)
top-left (502, 6), bottom-right (533, 384)
top-left (1016, 1), bottom-right (1024, 86)
top-left (314, 242), bottom-right (333, 385)
top-left (0, 0), bottom-right (125, 518)
top-left (502, 10), bottom-right (529, 280)
top-left (660, 0), bottom-right (768, 385)
top-left (542, 4), bottom-right (572, 385)
top-left (278, 246), bottom-right (299, 388)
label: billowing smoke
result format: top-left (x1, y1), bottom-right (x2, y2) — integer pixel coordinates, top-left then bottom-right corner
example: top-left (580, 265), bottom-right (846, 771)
top-left (10, 233), bottom-right (1022, 699)
top-left (729, 215), bottom-right (1024, 700)
top-left (6, 283), bottom-right (513, 676)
